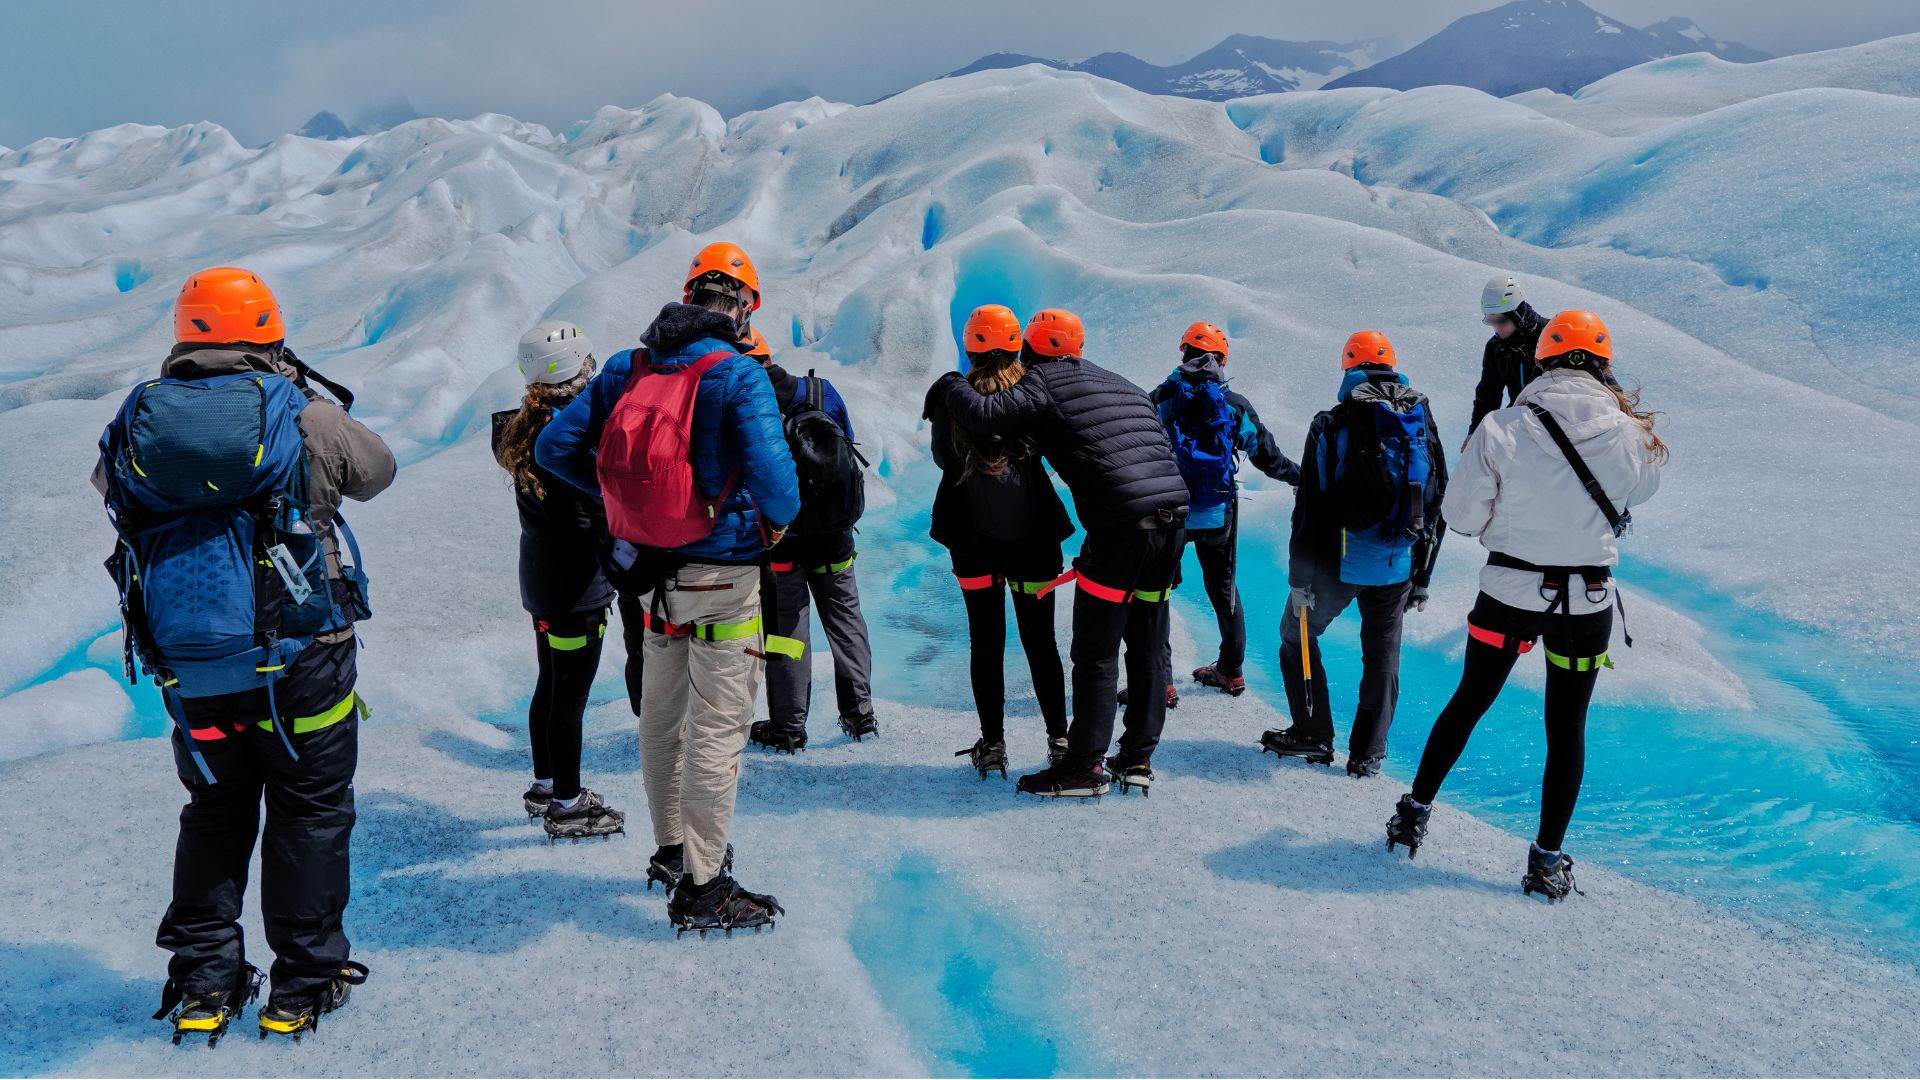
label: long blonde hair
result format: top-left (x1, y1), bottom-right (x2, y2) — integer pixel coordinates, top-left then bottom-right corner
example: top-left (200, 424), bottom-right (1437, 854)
top-left (495, 360), bottom-right (596, 498)
top-left (952, 349), bottom-right (1035, 479)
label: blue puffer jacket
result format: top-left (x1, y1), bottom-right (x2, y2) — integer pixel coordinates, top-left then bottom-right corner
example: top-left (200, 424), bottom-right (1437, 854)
top-left (536, 303), bottom-right (800, 563)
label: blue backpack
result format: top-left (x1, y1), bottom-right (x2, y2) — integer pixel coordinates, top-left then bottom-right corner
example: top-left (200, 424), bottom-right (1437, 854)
top-left (1168, 378), bottom-right (1239, 517)
top-left (99, 372), bottom-right (367, 775)
top-left (1318, 392), bottom-right (1432, 584)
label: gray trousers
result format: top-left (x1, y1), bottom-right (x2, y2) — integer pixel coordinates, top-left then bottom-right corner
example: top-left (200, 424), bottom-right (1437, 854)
top-left (762, 557), bottom-right (873, 728)
top-left (1278, 570), bottom-right (1411, 763)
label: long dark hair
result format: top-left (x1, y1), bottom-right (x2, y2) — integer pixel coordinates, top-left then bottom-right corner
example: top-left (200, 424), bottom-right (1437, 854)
top-left (951, 349), bottom-right (1037, 479)
top-left (495, 359), bottom-right (596, 498)
top-left (1541, 352), bottom-right (1668, 464)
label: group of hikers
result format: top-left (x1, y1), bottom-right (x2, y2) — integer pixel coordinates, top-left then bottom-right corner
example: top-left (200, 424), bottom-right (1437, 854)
top-left (97, 249), bottom-right (1664, 1046)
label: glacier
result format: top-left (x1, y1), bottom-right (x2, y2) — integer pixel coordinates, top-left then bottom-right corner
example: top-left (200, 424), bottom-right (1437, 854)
top-left (0, 33), bottom-right (1917, 1077)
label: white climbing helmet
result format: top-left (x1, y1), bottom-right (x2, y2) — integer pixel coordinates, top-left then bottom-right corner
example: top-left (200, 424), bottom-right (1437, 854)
top-left (517, 321), bottom-right (593, 385)
top-left (1480, 273), bottom-right (1524, 318)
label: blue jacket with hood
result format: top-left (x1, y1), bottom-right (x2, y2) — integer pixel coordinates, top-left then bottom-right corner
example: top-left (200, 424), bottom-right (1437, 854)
top-left (536, 303), bottom-right (800, 564)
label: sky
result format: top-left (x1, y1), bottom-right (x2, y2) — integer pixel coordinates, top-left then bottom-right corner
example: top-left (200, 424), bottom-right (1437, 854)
top-left (2, 0), bottom-right (1916, 147)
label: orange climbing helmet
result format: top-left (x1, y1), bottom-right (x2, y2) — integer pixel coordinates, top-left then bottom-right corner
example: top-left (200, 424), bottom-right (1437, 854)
top-left (962, 304), bottom-right (1022, 353)
top-left (1024, 309), bottom-right (1085, 358)
top-left (1181, 321), bottom-right (1229, 359)
top-left (739, 326), bottom-right (771, 359)
top-left (1340, 330), bottom-right (1396, 370)
top-left (174, 267), bottom-right (286, 346)
top-left (684, 242), bottom-right (761, 310)
top-left (1536, 309), bottom-right (1613, 364)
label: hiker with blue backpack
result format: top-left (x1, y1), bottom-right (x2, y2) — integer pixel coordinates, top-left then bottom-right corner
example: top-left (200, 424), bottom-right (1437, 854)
top-left (96, 268), bottom-right (394, 1045)
top-left (1260, 331), bottom-right (1446, 779)
top-left (492, 321), bottom-right (626, 841)
top-left (536, 242), bottom-right (799, 936)
top-left (1130, 321), bottom-right (1300, 702)
top-left (739, 326), bottom-right (879, 753)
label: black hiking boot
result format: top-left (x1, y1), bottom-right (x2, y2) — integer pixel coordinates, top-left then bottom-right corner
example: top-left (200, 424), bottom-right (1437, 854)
top-left (1016, 759), bottom-right (1112, 799)
top-left (154, 964), bottom-right (263, 1048)
top-left (1386, 794), bottom-right (1431, 859)
top-left (955, 739), bottom-right (1008, 779)
top-left (749, 720), bottom-right (807, 753)
top-left (1523, 846), bottom-right (1584, 902)
top-left (1260, 727), bottom-right (1335, 765)
top-left (1192, 664), bottom-right (1247, 696)
top-left (522, 783), bottom-right (553, 818)
top-left (839, 712), bottom-right (879, 741)
top-left (1105, 754), bottom-right (1154, 797)
top-left (543, 789), bottom-right (625, 841)
top-left (1116, 685), bottom-right (1180, 709)
top-left (668, 873), bottom-right (784, 937)
top-left (257, 962), bottom-right (368, 1041)
top-left (1347, 755), bottom-right (1383, 779)
top-left (646, 842), bottom-right (734, 892)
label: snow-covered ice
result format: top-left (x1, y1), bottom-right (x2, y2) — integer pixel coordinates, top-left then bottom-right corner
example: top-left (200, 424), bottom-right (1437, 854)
top-left (0, 33), bottom-right (1917, 1076)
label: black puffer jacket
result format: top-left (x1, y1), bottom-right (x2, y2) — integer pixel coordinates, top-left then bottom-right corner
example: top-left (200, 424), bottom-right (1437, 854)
top-left (935, 355), bottom-right (1187, 532)
top-left (491, 410), bottom-right (615, 616)
top-left (1469, 301), bottom-right (1545, 433)
top-left (922, 379), bottom-right (1074, 549)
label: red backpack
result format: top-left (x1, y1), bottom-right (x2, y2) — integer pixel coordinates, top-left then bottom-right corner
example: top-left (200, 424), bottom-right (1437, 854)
top-left (596, 351), bottom-right (739, 548)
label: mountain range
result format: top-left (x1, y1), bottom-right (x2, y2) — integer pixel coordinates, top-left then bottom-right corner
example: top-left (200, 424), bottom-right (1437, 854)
top-left (944, 33), bottom-right (1404, 100)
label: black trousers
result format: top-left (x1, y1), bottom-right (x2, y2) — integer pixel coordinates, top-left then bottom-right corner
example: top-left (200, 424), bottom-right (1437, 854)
top-left (529, 608), bottom-right (609, 801)
top-left (159, 637), bottom-right (359, 1008)
top-left (1066, 521), bottom-right (1184, 769)
top-left (1410, 592), bottom-right (1613, 851)
top-left (1157, 510), bottom-right (1246, 681)
top-left (1279, 569), bottom-right (1411, 763)
top-left (619, 594), bottom-right (646, 718)
top-left (949, 542), bottom-right (1068, 744)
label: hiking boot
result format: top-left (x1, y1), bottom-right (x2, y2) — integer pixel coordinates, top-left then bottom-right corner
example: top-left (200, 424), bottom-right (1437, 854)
top-left (1523, 846), bottom-right (1584, 903)
top-left (1260, 727), bottom-right (1335, 765)
top-left (1192, 665), bottom-right (1246, 696)
top-left (155, 964), bottom-right (263, 1048)
top-left (1116, 685), bottom-right (1180, 709)
top-left (668, 873), bottom-right (784, 937)
top-left (1386, 794), bottom-right (1431, 859)
top-left (1105, 754), bottom-right (1154, 797)
top-left (647, 842), bottom-right (734, 892)
top-left (543, 789), bottom-right (625, 841)
top-left (955, 738), bottom-right (1008, 779)
top-left (1346, 755), bottom-right (1383, 779)
top-left (1016, 759), bottom-right (1112, 799)
top-left (749, 720), bottom-right (807, 753)
top-left (522, 782), bottom-right (553, 818)
top-left (1046, 736), bottom-right (1070, 765)
top-left (257, 962), bottom-right (368, 1041)
top-left (839, 712), bottom-right (879, 741)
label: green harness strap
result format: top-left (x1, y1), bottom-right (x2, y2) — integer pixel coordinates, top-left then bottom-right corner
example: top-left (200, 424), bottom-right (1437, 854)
top-left (808, 552), bottom-right (857, 574)
top-left (257, 691), bottom-right (367, 735)
top-left (1545, 649), bottom-right (1613, 672)
top-left (1131, 587), bottom-right (1172, 603)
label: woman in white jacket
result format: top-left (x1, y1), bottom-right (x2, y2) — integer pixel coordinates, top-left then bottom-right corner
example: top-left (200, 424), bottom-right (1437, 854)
top-left (1387, 310), bottom-right (1665, 900)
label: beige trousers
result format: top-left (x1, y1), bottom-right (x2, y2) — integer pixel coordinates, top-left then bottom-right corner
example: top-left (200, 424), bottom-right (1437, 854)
top-left (637, 562), bottom-right (764, 887)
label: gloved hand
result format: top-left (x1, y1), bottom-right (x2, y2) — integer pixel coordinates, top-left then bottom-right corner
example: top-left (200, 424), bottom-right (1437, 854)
top-left (1407, 585), bottom-right (1429, 613)
top-left (1288, 586), bottom-right (1314, 614)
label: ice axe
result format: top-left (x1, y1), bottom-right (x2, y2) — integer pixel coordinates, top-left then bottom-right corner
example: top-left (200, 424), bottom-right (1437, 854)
top-left (1299, 598), bottom-right (1313, 724)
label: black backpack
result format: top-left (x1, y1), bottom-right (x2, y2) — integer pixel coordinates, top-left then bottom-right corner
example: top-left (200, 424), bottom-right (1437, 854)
top-left (782, 371), bottom-right (866, 536)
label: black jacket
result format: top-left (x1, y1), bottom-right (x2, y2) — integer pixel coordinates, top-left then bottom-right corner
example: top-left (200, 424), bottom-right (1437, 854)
top-left (922, 380), bottom-right (1074, 550)
top-left (491, 411), bottom-right (615, 616)
top-left (1288, 370), bottom-right (1448, 590)
top-left (1469, 301), bottom-right (1545, 433)
top-left (936, 356), bottom-right (1188, 532)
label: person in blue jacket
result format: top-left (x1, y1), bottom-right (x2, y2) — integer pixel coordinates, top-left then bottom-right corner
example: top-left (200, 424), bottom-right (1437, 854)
top-left (535, 242), bottom-right (799, 936)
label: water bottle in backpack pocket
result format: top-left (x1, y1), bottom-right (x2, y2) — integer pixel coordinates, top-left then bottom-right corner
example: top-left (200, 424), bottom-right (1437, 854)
top-left (1168, 379), bottom-right (1239, 531)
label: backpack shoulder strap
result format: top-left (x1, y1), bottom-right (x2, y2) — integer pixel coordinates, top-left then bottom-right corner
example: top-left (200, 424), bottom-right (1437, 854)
top-left (1525, 403), bottom-right (1623, 532)
top-left (807, 369), bottom-right (822, 412)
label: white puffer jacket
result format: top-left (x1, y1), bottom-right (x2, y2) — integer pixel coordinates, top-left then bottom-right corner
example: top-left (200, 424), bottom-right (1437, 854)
top-left (1444, 367), bottom-right (1663, 613)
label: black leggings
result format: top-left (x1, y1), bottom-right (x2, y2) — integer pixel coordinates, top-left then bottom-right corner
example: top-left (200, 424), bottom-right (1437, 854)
top-left (1410, 592), bottom-right (1613, 852)
top-left (950, 545), bottom-right (1068, 744)
top-left (529, 608), bottom-right (608, 802)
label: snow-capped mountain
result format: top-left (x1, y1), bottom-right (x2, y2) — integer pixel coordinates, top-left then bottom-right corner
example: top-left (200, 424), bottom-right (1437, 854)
top-left (1325, 0), bottom-right (1769, 96)
top-left (942, 33), bottom-right (1403, 100)
top-left (295, 98), bottom-right (426, 141)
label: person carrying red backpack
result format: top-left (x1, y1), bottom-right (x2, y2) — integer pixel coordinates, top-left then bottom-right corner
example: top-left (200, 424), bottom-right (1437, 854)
top-left (536, 243), bottom-right (799, 936)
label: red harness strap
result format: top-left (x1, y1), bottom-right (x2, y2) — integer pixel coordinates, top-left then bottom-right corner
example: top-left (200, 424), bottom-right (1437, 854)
top-left (1467, 621), bottom-right (1534, 653)
top-left (1075, 572), bottom-right (1131, 604)
top-left (639, 610), bottom-right (690, 637)
top-left (1034, 569), bottom-right (1079, 598)
top-left (768, 561), bottom-right (796, 573)
top-left (187, 725), bottom-right (230, 742)
top-left (953, 572), bottom-right (1001, 591)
